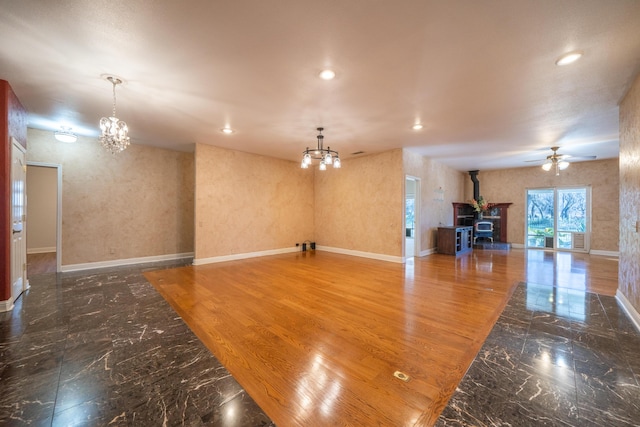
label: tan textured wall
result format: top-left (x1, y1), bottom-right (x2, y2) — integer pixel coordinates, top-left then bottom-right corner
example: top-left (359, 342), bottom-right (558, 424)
top-left (619, 73), bottom-right (640, 313)
top-left (403, 150), bottom-right (466, 251)
top-left (463, 159), bottom-right (619, 251)
top-left (26, 128), bottom-right (194, 265)
top-left (314, 149), bottom-right (404, 257)
top-left (194, 144), bottom-right (314, 259)
top-left (26, 165), bottom-right (57, 251)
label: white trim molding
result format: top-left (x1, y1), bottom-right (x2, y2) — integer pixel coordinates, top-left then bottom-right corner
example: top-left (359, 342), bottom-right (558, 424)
top-left (616, 290), bottom-right (640, 333)
top-left (61, 252), bottom-right (194, 272)
top-left (0, 299), bottom-right (14, 313)
top-left (194, 247), bottom-right (299, 265)
top-left (589, 250), bottom-right (619, 257)
top-left (419, 248), bottom-right (437, 257)
top-left (27, 247), bottom-right (56, 255)
top-left (317, 246), bottom-right (403, 264)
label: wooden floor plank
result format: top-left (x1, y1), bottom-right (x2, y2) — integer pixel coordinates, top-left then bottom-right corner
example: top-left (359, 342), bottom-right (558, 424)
top-left (145, 249), bottom-right (618, 426)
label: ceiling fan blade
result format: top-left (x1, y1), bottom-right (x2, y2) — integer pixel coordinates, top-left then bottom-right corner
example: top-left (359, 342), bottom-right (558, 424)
top-left (524, 159), bottom-right (546, 163)
top-left (567, 155), bottom-right (597, 161)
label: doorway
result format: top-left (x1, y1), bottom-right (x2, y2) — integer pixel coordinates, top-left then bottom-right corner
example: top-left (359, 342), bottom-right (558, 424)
top-left (525, 186), bottom-right (590, 252)
top-left (405, 176), bottom-right (420, 259)
top-left (26, 163), bottom-right (62, 274)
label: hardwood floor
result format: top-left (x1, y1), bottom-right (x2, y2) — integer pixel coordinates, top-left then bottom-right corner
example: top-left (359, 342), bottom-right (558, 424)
top-left (144, 249), bottom-right (619, 427)
top-left (26, 251), bottom-right (57, 275)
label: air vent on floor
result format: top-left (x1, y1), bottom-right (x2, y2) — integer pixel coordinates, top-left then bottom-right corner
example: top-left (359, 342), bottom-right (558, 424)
top-left (393, 370), bottom-right (410, 382)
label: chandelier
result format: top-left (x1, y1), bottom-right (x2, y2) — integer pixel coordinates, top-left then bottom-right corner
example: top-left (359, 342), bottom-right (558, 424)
top-left (99, 76), bottom-right (130, 154)
top-left (301, 127), bottom-right (341, 170)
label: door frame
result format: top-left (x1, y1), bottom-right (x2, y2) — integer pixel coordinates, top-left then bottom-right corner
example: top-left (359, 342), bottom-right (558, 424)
top-left (11, 138), bottom-right (27, 304)
top-left (26, 162), bottom-right (63, 272)
top-left (404, 175), bottom-right (421, 260)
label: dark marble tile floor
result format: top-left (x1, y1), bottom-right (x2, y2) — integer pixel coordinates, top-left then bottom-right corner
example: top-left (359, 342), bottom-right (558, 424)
top-left (0, 261), bottom-right (275, 427)
top-left (437, 282), bottom-right (640, 426)
top-left (3, 263), bottom-right (639, 426)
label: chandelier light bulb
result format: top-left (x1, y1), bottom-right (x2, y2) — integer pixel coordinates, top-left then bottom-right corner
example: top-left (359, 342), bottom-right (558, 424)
top-left (319, 160), bottom-right (327, 171)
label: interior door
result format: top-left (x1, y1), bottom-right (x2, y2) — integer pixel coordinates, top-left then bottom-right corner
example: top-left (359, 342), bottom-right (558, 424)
top-left (11, 139), bottom-right (27, 303)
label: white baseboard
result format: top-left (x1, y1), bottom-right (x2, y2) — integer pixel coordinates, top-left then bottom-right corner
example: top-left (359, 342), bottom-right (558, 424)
top-left (616, 290), bottom-right (640, 333)
top-left (589, 250), bottom-right (620, 257)
top-left (0, 299), bottom-right (14, 313)
top-left (419, 248), bottom-right (437, 257)
top-left (510, 243), bottom-right (525, 249)
top-left (27, 247), bottom-right (56, 254)
top-left (317, 246), bottom-right (404, 264)
top-left (194, 247), bottom-right (299, 265)
top-left (61, 252), bottom-right (194, 272)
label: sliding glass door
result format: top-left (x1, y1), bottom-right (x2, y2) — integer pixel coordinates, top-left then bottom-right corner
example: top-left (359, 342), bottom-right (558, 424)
top-left (526, 187), bottom-right (590, 252)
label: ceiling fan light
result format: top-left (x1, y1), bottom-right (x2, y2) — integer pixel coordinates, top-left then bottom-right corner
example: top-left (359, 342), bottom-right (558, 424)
top-left (541, 162), bottom-right (552, 171)
top-left (558, 161), bottom-right (570, 170)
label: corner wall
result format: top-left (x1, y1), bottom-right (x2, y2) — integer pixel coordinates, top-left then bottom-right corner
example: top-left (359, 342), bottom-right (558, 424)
top-left (314, 149), bottom-right (404, 258)
top-left (619, 72), bottom-right (640, 316)
top-left (27, 129), bottom-right (194, 267)
top-left (194, 144), bottom-right (314, 261)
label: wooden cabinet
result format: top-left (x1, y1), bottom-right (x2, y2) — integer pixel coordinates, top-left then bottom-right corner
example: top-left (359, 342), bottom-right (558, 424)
top-left (452, 202), bottom-right (512, 243)
top-left (437, 226), bottom-right (473, 255)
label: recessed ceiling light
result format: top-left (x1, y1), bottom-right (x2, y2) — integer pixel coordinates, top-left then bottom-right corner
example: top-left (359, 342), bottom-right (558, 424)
top-left (319, 69), bottom-right (336, 80)
top-left (412, 124), bottom-right (423, 130)
top-left (221, 127), bottom-right (234, 134)
top-left (555, 50), bottom-right (583, 66)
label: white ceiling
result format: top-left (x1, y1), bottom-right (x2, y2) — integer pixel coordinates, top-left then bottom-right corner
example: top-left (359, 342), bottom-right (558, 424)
top-left (1, 0), bottom-right (639, 171)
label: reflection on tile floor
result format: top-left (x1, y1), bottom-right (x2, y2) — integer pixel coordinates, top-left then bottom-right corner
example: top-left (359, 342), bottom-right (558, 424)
top-left (0, 262), bottom-right (274, 426)
top-left (437, 282), bottom-right (640, 427)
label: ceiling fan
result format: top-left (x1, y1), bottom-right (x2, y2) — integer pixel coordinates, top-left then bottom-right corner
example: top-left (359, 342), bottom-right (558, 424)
top-left (526, 146), bottom-right (596, 176)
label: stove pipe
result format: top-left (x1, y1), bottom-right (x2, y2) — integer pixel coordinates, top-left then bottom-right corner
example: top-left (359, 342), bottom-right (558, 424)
top-left (469, 170), bottom-right (479, 201)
